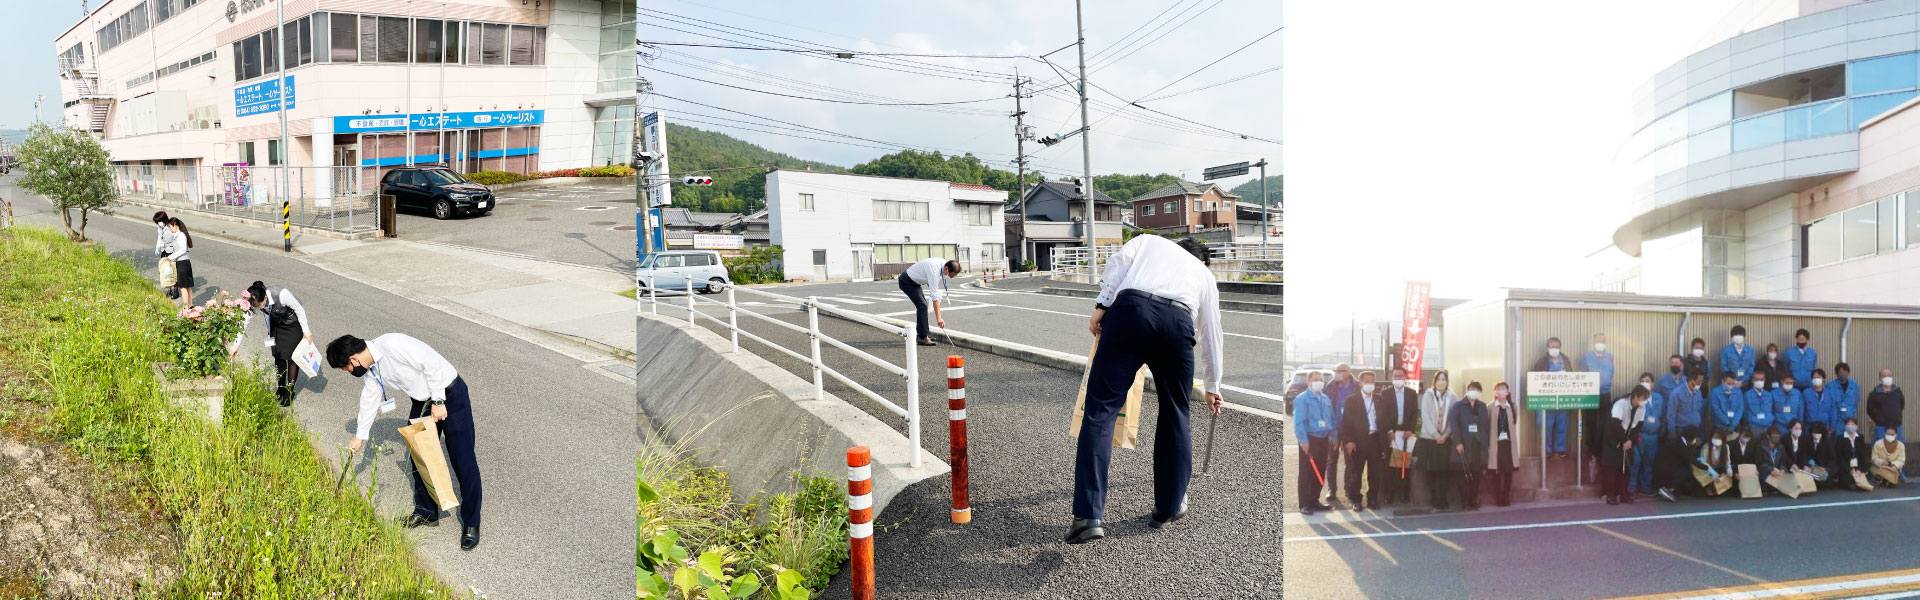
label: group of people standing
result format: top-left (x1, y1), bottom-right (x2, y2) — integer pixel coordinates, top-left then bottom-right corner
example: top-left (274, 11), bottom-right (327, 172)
top-left (1293, 366), bottom-right (1524, 514)
top-left (152, 211), bottom-right (196, 305)
top-left (1292, 324), bottom-right (1911, 514)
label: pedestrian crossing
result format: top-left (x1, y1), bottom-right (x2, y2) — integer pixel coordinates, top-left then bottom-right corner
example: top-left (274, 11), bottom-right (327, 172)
top-left (703, 289), bottom-right (1014, 311)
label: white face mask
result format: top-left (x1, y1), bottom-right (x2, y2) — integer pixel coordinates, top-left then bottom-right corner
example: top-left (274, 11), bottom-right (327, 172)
top-left (1813, 378), bottom-right (1825, 387)
top-left (1309, 380), bottom-right (1325, 392)
top-left (1733, 335), bottom-right (1745, 345)
top-left (1693, 348), bottom-right (1706, 357)
top-left (1848, 425), bottom-right (1859, 434)
top-left (1640, 381), bottom-right (1653, 390)
top-left (1548, 348), bottom-right (1561, 357)
top-left (1771, 381), bottom-right (1780, 389)
top-left (1361, 383), bottom-right (1376, 394)
top-left (1791, 429), bottom-right (1802, 437)
top-left (1594, 343), bottom-right (1606, 353)
top-left (1712, 438), bottom-right (1723, 446)
top-left (1392, 379), bottom-right (1407, 388)
top-left (1466, 390), bottom-right (1482, 400)
top-left (1889, 433), bottom-right (1900, 442)
top-left (1814, 433), bottom-right (1823, 442)
top-left (1883, 377), bottom-right (1895, 387)
top-left (1768, 352), bottom-right (1778, 360)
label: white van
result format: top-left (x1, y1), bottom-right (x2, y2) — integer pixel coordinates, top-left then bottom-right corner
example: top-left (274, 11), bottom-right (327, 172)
top-left (637, 250), bottom-right (731, 294)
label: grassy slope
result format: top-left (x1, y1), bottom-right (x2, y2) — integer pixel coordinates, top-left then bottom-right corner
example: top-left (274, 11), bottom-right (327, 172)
top-left (0, 226), bottom-right (452, 599)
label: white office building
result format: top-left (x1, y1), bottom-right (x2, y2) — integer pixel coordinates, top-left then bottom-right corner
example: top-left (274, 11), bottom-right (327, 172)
top-left (765, 170), bottom-right (1009, 282)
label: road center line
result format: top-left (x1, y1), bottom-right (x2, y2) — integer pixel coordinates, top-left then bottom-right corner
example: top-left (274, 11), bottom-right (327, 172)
top-left (960, 302), bottom-right (1283, 342)
top-left (875, 304), bottom-right (999, 317)
top-left (1285, 494), bottom-right (1920, 543)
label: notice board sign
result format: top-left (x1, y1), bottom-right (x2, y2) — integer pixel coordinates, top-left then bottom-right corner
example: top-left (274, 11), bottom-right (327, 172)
top-left (1525, 371), bottom-right (1601, 410)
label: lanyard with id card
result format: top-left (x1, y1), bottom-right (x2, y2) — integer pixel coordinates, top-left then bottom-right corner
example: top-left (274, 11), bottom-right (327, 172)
top-left (372, 365), bottom-right (398, 414)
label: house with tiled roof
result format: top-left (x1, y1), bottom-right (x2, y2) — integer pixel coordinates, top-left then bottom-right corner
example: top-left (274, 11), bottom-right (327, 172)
top-left (1131, 180), bottom-right (1240, 234)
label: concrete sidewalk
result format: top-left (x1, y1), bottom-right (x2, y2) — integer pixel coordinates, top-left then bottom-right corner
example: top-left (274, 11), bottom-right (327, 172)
top-left (115, 203), bottom-right (639, 358)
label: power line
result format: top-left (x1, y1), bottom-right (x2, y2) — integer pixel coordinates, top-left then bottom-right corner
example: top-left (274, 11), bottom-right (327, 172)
top-left (649, 52), bottom-right (1006, 117)
top-left (1083, 0), bottom-right (1200, 66)
top-left (643, 65), bottom-right (1013, 106)
top-left (648, 92), bottom-right (1025, 161)
top-left (1123, 25), bottom-right (1282, 105)
top-left (636, 41), bottom-right (1034, 59)
top-left (1089, 0), bottom-right (1230, 74)
top-left (1141, 65), bottom-right (1281, 102)
top-left (636, 21), bottom-right (1012, 84)
top-left (639, 8), bottom-right (1022, 81)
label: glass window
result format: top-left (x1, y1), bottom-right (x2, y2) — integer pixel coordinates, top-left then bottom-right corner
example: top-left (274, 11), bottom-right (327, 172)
top-left (330, 13), bottom-right (358, 62)
top-left (295, 16), bottom-right (312, 66)
top-left (1852, 90), bottom-right (1918, 128)
top-left (1688, 125), bottom-right (1730, 162)
top-left (359, 15), bottom-right (378, 63)
top-left (1687, 92), bottom-right (1733, 135)
top-left (415, 18), bottom-right (442, 63)
top-left (1848, 52), bottom-right (1920, 96)
top-left (467, 23), bottom-right (484, 64)
top-left (268, 139), bottom-right (282, 166)
top-left (240, 35), bottom-right (263, 80)
top-left (378, 17), bottom-right (408, 63)
top-left (510, 25), bottom-right (543, 65)
top-left (1164, 201), bottom-right (1174, 213)
top-left (1785, 99), bottom-right (1848, 141)
top-left (261, 30), bottom-right (279, 74)
top-left (913, 202), bottom-right (930, 221)
top-left (1807, 217), bottom-right (1841, 267)
top-left (1880, 196), bottom-right (1900, 252)
top-left (444, 21), bottom-right (462, 63)
top-left (800, 193), bottom-right (814, 210)
top-left (812, 250), bottom-right (827, 266)
top-left (1142, 204), bottom-right (1155, 216)
top-left (238, 141), bottom-right (256, 165)
top-left (1844, 203), bottom-right (1878, 260)
top-left (482, 23), bottom-right (508, 65)
top-left (1907, 191), bottom-right (1920, 249)
top-left (233, 41), bottom-right (245, 80)
top-left (1653, 108), bottom-right (1687, 147)
top-left (1732, 111), bottom-right (1786, 152)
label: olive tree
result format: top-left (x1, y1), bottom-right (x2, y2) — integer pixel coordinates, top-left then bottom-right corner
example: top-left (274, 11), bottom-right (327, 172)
top-left (15, 121), bottom-right (116, 241)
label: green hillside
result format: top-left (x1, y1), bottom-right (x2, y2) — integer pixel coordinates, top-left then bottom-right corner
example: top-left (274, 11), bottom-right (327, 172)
top-left (1227, 175), bottom-right (1282, 206)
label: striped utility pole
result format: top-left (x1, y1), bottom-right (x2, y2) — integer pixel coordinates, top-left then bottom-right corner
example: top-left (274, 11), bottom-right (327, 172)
top-left (947, 355), bottom-right (971, 523)
top-left (847, 446), bottom-right (876, 600)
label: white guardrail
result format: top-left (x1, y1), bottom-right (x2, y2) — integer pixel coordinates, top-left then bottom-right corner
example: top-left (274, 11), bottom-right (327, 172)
top-left (642, 271), bottom-right (926, 468)
top-left (1052, 242), bottom-right (1282, 283)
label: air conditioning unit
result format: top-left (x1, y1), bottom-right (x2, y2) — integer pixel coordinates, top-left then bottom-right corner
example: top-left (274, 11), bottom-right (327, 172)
top-left (198, 120), bottom-right (211, 129)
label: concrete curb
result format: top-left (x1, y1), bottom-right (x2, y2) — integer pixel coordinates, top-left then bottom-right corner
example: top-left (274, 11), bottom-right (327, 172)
top-left (1035, 285), bottom-right (1284, 314)
top-left (490, 176), bottom-right (635, 192)
top-left (636, 313), bottom-right (947, 518)
top-left (113, 198), bottom-right (376, 243)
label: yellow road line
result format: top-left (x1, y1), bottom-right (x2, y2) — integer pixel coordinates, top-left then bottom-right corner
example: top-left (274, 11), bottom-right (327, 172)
top-left (1607, 566), bottom-right (1920, 600)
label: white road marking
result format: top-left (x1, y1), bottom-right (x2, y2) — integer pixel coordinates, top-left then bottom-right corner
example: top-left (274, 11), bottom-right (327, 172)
top-left (877, 304), bottom-right (998, 317)
top-left (818, 296), bottom-right (873, 305)
top-left (1652, 572), bottom-right (1920, 600)
top-left (961, 303), bottom-right (1282, 342)
top-left (1285, 494), bottom-right (1920, 543)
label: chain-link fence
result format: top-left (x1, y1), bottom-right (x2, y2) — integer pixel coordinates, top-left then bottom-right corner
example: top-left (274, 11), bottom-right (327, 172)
top-left (113, 164), bottom-right (380, 234)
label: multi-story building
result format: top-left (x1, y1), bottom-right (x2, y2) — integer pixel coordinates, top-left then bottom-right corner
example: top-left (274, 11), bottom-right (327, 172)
top-left (765, 170), bottom-right (1008, 282)
top-left (1608, 0), bottom-right (1920, 304)
top-left (54, 0), bottom-right (634, 200)
top-left (1004, 180), bottom-right (1125, 270)
top-left (1130, 180), bottom-right (1239, 235)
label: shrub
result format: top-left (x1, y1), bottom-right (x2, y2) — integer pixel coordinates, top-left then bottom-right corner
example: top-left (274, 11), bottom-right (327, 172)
top-left (724, 245), bottom-right (785, 285)
top-left (464, 170), bottom-right (528, 186)
top-left (159, 293), bottom-right (249, 379)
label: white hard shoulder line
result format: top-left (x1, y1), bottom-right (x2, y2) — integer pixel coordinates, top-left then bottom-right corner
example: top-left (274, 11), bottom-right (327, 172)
top-left (1285, 495), bottom-right (1920, 543)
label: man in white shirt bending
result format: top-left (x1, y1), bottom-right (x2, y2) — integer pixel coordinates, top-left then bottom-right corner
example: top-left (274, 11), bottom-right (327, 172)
top-left (1067, 235), bottom-right (1225, 544)
top-left (327, 333), bottom-right (484, 551)
top-left (899, 257), bottom-right (960, 346)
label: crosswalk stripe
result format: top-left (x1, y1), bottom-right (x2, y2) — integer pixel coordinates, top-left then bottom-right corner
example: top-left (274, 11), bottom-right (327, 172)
top-left (820, 296), bottom-right (873, 305)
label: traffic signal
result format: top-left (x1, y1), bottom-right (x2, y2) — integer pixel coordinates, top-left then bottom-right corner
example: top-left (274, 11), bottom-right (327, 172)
top-left (1072, 178), bottom-right (1085, 199)
top-left (683, 175), bottom-right (714, 186)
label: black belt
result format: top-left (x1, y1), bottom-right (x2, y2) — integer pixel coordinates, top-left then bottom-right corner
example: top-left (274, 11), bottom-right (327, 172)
top-left (1118, 288), bottom-right (1190, 312)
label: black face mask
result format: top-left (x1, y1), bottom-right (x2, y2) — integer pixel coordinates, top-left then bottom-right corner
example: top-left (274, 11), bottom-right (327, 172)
top-left (1671, 366), bottom-right (1682, 374)
top-left (1797, 342), bottom-right (1807, 348)
top-left (349, 365), bottom-right (369, 377)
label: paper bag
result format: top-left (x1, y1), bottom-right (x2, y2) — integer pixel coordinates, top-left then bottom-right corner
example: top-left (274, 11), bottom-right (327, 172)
top-left (1737, 464), bottom-right (1762, 498)
top-left (1794, 471), bottom-right (1818, 494)
top-left (1809, 465), bottom-right (1829, 482)
top-left (1389, 436), bottom-right (1414, 469)
top-left (1692, 466), bottom-right (1715, 489)
top-left (158, 260), bottom-right (175, 287)
top-left (398, 417), bottom-right (460, 512)
top-left (1854, 470), bottom-right (1876, 491)
top-left (1766, 470), bottom-right (1801, 498)
top-left (290, 338), bottom-right (322, 378)
top-left (1069, 336), bottom-right (1146, 450)
top-left (1712, 474), bottom-right (1733, 495)
top-left (1874, 465), bottom-right (1902, 486)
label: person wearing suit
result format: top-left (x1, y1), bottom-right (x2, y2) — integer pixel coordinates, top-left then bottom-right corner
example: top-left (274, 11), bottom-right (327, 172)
top-left (1754, 429), bottom-right (1786, 491)
top-left (1069, 236), bottom-right (1225, 544)
top-left (1382, 367), bottom-right (1422, 505)
top-left (1755, 343), bottom-right (1788, 394)
top-left (1830, 418), bottom-right (1874, 491)
top-left (1341, 371), bottom-right (1388, 510)
top-left (1322, 363), bottom-right (1357, 504)
top-left (1485, 382), bottom-right (1521, 507)
top-left (1448, 382), bottom-right (1492, 510)
top-left (326, 333), bottom-right (484, 551)
top-left (1655, 426), bottom-right (1707, 501)
top-left (1416, 370), bottom-right (1459, 510)
top-left (1604, 385), bottom-right (1652, 505)
top-left (231, 281), bottom-right (314, 407)
top-left (1730, 429), bottom-right (1761, 492)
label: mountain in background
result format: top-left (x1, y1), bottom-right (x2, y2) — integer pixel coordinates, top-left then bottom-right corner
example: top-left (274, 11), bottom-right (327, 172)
top-left (662, 123), bottom-right (1282, 214)
top-left (1227, 175), bottom-right (1283, 206)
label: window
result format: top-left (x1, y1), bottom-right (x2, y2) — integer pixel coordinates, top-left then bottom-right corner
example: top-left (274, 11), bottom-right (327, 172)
top-left (479, 23), bottom-right (508, 65)
top-left (414, 19), bottom-right (442, 63)
top-left (873, 244), bottom-right (957, 263)
top-left (1848, 52), bottom-right (1919, 96)
top-left (377, 16), bottom-right (408, 63)
top-left (967, 203), bottom-right (993, 226)
top-left (812, 250), bottom-right (827, 266)
top-left (237, 35), bottom-right (263, 80)
top-left (261, 27), bottom-right (279, 74)
top-left (1165, 201), bottom-right (1177, 213)
top-left (651, 255), bottom-right (683, 269)
top-left (1844, 203), bottom-right (1878, 260)
top-left (1880, 195), bottom-right (1900, 253)
top-left (268, 140), bottom-right (283, 166)
top-left (444, 21), bottom-right (463, 63)
top-left (238, 141), bottom-right (256, 165)
top-left (97, 2), bottom-right (151, 54)
top-left (509, 25), bottom-right (545, 65)
top-left (359, 15), bottom-right (378, 62)
top-left (1854, 90), bottom-right (1919, 127)
top-left (155, 0), bottom-right (204, 23)
top-left (1807, 216), bottom-right (1841, 267)
top-left (1142, 204), bottom-right (1155, 216)
top-left (982, 243), bottom-right (1003, 261)
top-left (329, 13), bottom-right (358, 62)
top-left (799, 193), bottom-right (814, 211)
top-left (871, 199), bottom-right (929, 222)
top-left (686, 254), bottom-right (715, 267)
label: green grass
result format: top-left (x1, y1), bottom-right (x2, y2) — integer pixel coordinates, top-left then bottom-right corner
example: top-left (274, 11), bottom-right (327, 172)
top-left (621, 288), bottom-right (639, 300)
top-left (0, 226), bottom-right (455, 598)
top-left (636, 405), bottom-right (848, 599)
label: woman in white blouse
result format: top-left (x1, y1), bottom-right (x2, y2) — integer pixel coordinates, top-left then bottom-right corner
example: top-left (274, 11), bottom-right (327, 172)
top-left (160, 217), bottom-right (195, 306)
top-left (1416, 370), bottom-right (1460, 510)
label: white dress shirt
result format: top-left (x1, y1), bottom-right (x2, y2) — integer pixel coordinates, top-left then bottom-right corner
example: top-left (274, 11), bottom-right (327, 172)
top-left (354, 333), bottom-right (460, 440)
top-left (233, 287), bottom-right (313, 347)
top-left (155, 223), bottom-right (171, 255)
top-left (166, 230), bottom-right (190, 262)
top-left (903, 257), bottom-right (951, 303)
top-left (1092, 236), bottom-right (1225, 394)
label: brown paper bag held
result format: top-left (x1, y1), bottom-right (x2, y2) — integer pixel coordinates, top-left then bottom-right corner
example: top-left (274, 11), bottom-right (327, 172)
top-left (398, 417), bottom-right (461, 512)
top-left (1712, 474), bottom-right (1733, 496)
top-left (158, 261), bottom-right (175, 287)
top-left (1854, 470), bottom-right (1876, 491)
top-left (1069, 336), bottom-right (1146, 450)
top-left (1875, 465), bottom-right (1902, 486)
top-left (1737, 464), bottom-right (1762, 498)
top-left (1794, 471), bottom-right (1818, 495)
top-left (1766, 470), bottom-right (1801, 498)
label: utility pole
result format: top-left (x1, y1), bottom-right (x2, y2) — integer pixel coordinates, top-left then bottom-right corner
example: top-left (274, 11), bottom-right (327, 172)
top-left (405, 0), bottom-right (415, 167)
top-left (1074, 0), bottom-right (1095, 252)
top-left (276, 0), bottom-right (290, 252)
top-left (1013, 70), bottom-right (1030, 268)
top-left (1255, 158), bottom-right (1271, 248)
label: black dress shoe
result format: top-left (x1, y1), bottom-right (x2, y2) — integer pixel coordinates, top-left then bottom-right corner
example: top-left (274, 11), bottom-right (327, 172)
top-left (1366, 502), bottom-right (1381, 511)
top-left (1301, 505), bottom-right (1316, 515)
top-left (1605, 495), bottom-right (1619, 506)
top-left (1065, 518), bottom-right (1106, 544)
top-left (917, 338), bottom-right (938, 346)
top-left (404, 514), bottom-right (439, 528)
top-left (1148, 502), bottom-right (1188, 530)
top-left (461, 526), bottom-right (480, 551)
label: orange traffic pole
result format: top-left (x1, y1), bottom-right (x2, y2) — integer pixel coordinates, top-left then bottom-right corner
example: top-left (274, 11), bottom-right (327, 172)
top-left (848, 446), bottom-right (876, 600)
top-left (947, 355), bottom-right (971, 523)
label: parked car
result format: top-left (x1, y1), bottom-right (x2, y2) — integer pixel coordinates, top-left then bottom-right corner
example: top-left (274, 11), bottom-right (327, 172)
top-left (1284, 365), bottom-right (1336, 413)
top-left (637, 250), bottom-right (730, 294)
top-left (378, 166), bottom-right (495, 220)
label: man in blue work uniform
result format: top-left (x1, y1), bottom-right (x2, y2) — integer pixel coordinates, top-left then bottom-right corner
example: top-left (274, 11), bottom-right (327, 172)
top-left (1745, 370), bottom-right (1777, 437)
top-left (1722, 325), bottom-right (1756, 389)
top-left (1657, 355), bottom-right (1689, 415)
top-left (1321, 363), bottom-right (1358, 504)
top-left (1631, 372), bottom-right (1664, 497)
top-left (1774, 374), bottom-right (1805, 437)
top-left (1583, 333), bottom-right (1616, 477)
top-left (1806, 368), bottom-right (1836, 434)
top-left (1710, 372), bottom-right (1746, 441)
top-left (1787, 329), bottom-right (1819, 392)
top-left (1294, 371), bottom-right (1335, 515)
top-left (1827, 362), bottom-right (1862, 428)
top-left (1665, 370), bottom-right (1706, 443)
top-left (1534, 338), bottom-right (1576, 458)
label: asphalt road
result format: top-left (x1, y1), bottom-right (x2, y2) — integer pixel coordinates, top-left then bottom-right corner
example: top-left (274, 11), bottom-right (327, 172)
top-left (6, 182), bottom-right (636, 600)
top-left (1283, 487), bottom-right (1920, 599)
top-left (395, 180), bottom-right (637, 273)
top-left (718, 277), bottom-right (1286, 414)
top-left (647, 297), bottom-right (1285, 598)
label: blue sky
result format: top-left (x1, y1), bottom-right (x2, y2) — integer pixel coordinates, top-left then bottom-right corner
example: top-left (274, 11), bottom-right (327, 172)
top-left (0, 3), bottom-right (85, 131)
top-left (643, 0), bottom-right (1282, 181)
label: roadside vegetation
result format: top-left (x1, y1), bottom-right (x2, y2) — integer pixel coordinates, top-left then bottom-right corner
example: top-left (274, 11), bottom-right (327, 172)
top-left (464, 165), bottom-right (636, 186)
top-left (636, 406), bottom-right (849, 600)
top-left (0, 226), bottom-right (452, 598)
top-left (723, 245), bottom-right (786, 285)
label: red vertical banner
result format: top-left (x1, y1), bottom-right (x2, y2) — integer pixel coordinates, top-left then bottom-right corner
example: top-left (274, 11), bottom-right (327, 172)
top-left (1400, 282), bottom-right (1433, 385)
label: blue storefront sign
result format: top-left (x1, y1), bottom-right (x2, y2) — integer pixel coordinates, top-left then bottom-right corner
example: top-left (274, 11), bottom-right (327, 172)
top-left (332, 109), bottom-right (546, 134)
top-left (234, 76), bottom-right (295, 117)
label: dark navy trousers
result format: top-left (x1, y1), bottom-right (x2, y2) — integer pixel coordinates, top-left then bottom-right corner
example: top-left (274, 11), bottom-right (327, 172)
top-left (1073, 293), bottom-right (1195, 520)
top-left (898, 273), bottom-right (931, 340)
top-left (408, 376), bottom-right (483, 527)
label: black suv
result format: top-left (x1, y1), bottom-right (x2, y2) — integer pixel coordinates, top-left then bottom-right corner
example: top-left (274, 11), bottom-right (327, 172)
top-left (378, 166), bottom-right (495, 219)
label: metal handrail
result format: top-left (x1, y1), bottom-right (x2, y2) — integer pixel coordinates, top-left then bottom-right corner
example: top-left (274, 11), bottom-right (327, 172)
top-left (643, 271), bottom-right (925, 467)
